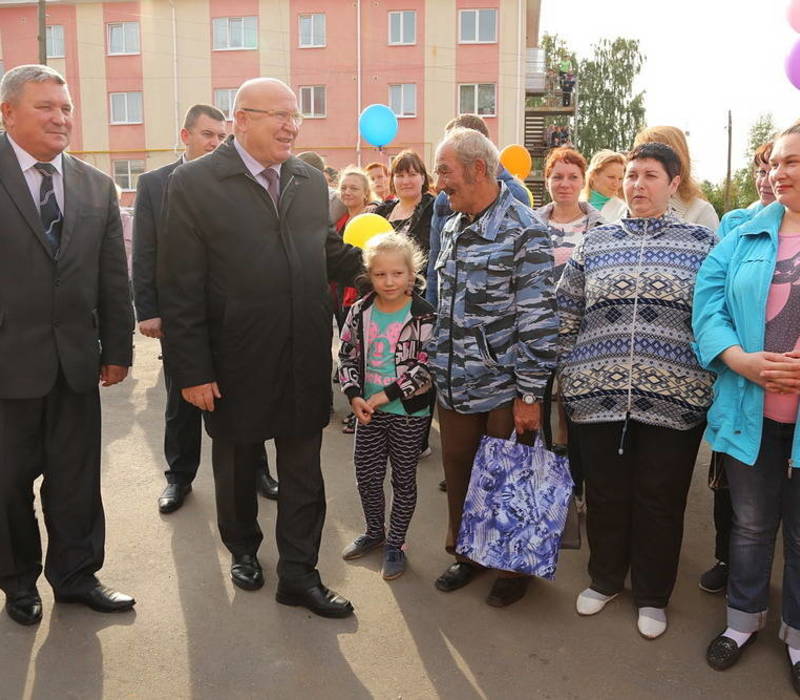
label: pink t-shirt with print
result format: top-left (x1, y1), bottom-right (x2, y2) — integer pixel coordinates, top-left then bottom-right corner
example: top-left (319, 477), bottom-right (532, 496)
top-left (764, 232), bottom-right (800, 423)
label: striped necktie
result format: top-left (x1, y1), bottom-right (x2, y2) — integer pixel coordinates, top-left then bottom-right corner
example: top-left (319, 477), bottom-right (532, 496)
top-left (33, 162), bottom-right (63, 255)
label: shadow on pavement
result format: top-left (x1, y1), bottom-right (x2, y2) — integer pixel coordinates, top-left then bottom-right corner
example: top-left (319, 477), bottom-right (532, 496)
top-left (29, 605), bottom-right (136, 700)
top-left (168, 497), bottom-right (371, 699)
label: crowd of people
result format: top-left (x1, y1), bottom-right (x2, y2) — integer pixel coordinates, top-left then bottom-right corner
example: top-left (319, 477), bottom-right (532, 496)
top-left (2, 61), bottom-right (800, 695)
top-left (544, 124), bottom-right (572, 148)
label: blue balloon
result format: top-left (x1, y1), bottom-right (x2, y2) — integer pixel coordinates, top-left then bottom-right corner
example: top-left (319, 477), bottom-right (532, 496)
top-left (359, 104), bottom-right (398, 148)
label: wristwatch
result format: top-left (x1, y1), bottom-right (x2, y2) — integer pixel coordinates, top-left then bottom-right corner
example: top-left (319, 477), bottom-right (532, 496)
top-left (521, 394), bottom-right (536, 405)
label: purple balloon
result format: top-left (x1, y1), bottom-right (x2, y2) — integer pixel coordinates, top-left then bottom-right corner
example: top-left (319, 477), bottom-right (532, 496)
top-left (787, 39), bottom-right (800, 90)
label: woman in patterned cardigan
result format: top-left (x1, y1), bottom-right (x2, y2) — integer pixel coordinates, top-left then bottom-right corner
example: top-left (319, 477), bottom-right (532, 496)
top-left (557, 142), bottom-right (717, 640)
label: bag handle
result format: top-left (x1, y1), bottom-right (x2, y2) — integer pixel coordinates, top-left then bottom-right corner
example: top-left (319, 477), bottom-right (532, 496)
top-left (537, 371), bottom-right (556, 452)
top-left (511, 372), bottom-right (556, 449)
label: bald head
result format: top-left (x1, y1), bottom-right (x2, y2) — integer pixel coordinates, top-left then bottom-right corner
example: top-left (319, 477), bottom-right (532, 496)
top-left (232, 77), bottom-right (301, 168)
top-left (233, 78), bottom-right (294, 113)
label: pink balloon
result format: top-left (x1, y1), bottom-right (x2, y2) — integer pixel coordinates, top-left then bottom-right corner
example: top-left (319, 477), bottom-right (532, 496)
top-left (789, 1), bottom-right (800, 33)
top-left (787, 39), bottom-right (800, 90)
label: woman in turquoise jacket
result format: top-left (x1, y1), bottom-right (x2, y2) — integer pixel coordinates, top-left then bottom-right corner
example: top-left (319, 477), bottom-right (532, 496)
top-left (698, 140), bottom-right (776, 597)
top-left (693, 124), bottom-right (800, 695)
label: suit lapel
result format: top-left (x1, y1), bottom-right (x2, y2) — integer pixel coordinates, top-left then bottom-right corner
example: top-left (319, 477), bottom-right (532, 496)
top-left (0, 135), bottom-right (52, 256)
top-left (59, 153), bottom-right (83, 258)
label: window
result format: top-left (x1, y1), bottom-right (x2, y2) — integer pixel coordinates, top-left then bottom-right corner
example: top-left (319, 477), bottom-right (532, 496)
top-left (389, 84), bottom-right (416, 118)
top-left (46, 25), bottom-right (65, 59)
top-left (458, 9), bottom-right (497, 44)
top-left (299, 14), bottom-right (325, 48)
top-left (213, 88), bottom-right (238, 120)
top-left (388, 11), bottom-right (415, 45)
top-left (113, 159), bottom-right (144, 191)
top-left (107, 22), bottom-right (140, 55)
top-left (459, 83), bottom-right (496, 116)
top-left (109, 92), bottom-right (143, 124)
top-left (299, 86), bottom-right (326, 118)
top-left (212, 17), bottom-right (257, 50)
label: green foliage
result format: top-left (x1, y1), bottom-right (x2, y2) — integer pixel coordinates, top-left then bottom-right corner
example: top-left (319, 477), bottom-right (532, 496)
top-left (574, 38), bottom-right (647, 157)
top-left (747, 113), bottom-right (777, 159)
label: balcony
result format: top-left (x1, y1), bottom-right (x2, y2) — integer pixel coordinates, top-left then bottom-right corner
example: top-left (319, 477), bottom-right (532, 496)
top-left (525, 47), bottom-right (545, 95)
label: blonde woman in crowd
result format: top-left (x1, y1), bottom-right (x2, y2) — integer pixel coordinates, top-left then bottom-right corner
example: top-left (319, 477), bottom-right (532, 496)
top-left (633, 125), bottom-right (720, 231)
top-left (581, 149), bottom-right (628, 223)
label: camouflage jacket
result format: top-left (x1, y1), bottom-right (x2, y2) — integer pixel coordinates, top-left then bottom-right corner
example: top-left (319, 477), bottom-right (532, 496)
top-left (338, 291), bottom-right (436, 414)
top-left (429, 182), bottom-right (560, 413)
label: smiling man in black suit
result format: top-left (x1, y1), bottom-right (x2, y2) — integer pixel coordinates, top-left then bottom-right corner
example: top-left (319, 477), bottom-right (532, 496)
top-left (159, 78), bottom-right (363, 617)
top-left (0, 64), bottom-right (135, 625)
top-left (133, 104), bottom-right (279, 515)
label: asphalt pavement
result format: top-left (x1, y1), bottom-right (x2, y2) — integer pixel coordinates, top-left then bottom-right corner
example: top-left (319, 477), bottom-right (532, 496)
top-left (0, 336), bottom-right (794, 699)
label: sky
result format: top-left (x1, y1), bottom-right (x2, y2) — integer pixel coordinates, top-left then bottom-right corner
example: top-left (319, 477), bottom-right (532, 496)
top-left (539, 0), bottom-right (800, 183)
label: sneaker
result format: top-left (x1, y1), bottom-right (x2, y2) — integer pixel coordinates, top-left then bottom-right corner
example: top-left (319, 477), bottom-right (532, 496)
top-left (576, 587), bottom-right (618, 616)
top-left (699, 561), bottom-right (728, 594)
top-left (342, 534), bottom-right (385, 560)
top-left (419, 447), bottom-right (433, 459)
top-left (381, 545), bottom-right (406, 580)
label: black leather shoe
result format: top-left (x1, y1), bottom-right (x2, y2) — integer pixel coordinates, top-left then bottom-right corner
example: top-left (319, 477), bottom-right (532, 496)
top-left (257, 471), bottom-right (279, 501)
top-left (435, 562), bottom-right (480, 592)
top-left (706, 631), bottom-right (758, 670)
top-left (5, 589), bottom-right (42, 626)
top-left (55, 584), bottom-right (135, 613)
top-left (486, 576), bottom-right (530, 607)
top-left (276, 583), bottom-right (354, 618)
top-left (231, 554), bottom-right (264, 591)
top-left (786, 646), bottom-right (800, 696)
top-left (158, 483), bottom-right (192, 514)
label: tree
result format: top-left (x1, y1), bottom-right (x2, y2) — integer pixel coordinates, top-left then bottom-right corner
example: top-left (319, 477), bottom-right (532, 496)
top-left (702, 113), bottom-right (776, 217)
top-left (735, 113), bottom-right (776, 208)
top-left (574, 38), bottom-right (647, 157)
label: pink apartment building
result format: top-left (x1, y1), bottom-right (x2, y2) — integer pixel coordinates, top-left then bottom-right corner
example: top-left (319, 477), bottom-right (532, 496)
top-left (0, 0), bottom-right (542, 204)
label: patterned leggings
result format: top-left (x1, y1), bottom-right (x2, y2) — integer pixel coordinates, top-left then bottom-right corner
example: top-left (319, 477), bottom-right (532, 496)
top-left (353, 410), bottom-right (429, 548)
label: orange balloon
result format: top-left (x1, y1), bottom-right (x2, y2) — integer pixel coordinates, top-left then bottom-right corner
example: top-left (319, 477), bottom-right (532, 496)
top-left (500, 144), bottom-right (532, 180)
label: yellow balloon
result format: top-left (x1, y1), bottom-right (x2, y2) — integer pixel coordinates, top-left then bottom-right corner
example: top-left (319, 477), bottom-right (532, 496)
top-left (343, 213), bottom-right (393, 248)
top-left (526, 185), bottom-right (534, 208)
top-left (500, 144), bottom-right (532, 180)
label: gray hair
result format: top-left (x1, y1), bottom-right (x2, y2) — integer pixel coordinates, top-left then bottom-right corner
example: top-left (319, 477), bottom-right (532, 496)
top-left (436, 127), bottom-right (499, 180)
top-left (0, 64), bottom-right (66, 104)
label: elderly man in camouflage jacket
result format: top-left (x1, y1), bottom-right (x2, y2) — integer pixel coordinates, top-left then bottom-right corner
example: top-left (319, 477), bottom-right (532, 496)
top-left (429, 128), bottom-right (560, 608)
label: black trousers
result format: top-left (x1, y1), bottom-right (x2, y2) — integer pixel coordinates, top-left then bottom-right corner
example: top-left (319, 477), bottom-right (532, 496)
top-left (0, 372), bottom-right (104, 597)
top-left (575, 419), bottom-right (705, 608)
top-left (565, 413), bottom-right (584, 497)
top-left (164, 363), bottom-right (270, 484)
top-left (211, 430), bottom-right (325, 590)
top-left (714, 486), bottom-right (733, 563)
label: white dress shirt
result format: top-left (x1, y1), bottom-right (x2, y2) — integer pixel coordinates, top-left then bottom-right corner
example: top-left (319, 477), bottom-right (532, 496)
top-left (7, 134), bottom-right (65, 213)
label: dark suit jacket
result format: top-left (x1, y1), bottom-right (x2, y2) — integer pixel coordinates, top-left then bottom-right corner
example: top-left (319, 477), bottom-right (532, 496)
top-left (0, 134), bottom-right (133, 399)
top-left (132, 158), bottom-right (181, 321)
top-left (158, 137), bottom-right (363, 442)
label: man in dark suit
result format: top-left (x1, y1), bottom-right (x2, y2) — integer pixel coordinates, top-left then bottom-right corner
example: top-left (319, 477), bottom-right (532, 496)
top-left (133, 104), bottom-right (279, 514)
top-left (159, 78), bottom-right (362, 618)
top-left (0, 65), bottom-right (135, 625)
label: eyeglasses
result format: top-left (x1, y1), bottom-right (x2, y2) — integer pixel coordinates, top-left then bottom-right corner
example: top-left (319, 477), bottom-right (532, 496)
top-left (239, 107), bottom-right (304, 126)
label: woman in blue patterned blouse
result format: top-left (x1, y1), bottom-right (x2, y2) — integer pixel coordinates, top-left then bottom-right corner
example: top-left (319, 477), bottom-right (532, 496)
top-left (557, 142), bottom-right (717, 640)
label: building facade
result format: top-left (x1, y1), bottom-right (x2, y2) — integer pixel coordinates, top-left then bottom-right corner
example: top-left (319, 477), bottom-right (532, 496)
top-left (0, 0), bottom-right (541, 203)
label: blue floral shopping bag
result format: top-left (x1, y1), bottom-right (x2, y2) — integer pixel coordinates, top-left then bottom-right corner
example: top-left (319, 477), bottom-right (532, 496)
top-left (455, 431), bottom-right (574, 579)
